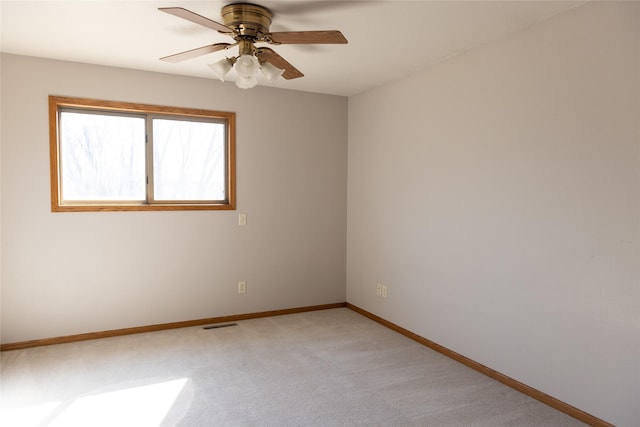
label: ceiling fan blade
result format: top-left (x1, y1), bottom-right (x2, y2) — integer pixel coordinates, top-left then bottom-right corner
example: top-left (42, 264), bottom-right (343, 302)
top-left (161, 43), bottom-right (232, 63)
top-left (268, 30), bottom-right (347, 44)
top-left (256, 48), bottom-right (304, 80)
top-left (159, 7), bottom-right (233, 34)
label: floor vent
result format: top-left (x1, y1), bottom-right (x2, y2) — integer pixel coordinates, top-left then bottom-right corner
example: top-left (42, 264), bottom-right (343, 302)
top-left (202, 323), bottom-right (238, 330)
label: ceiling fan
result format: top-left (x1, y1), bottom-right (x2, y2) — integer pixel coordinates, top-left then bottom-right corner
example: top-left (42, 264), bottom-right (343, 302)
top-left (159, 2), bottom-right (348, 88)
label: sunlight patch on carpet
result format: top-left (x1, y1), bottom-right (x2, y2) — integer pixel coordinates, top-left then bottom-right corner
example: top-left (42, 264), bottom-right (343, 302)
top-left (1, 401), bottom-right (61, 427)
top-left (47, 378), bottom-right (188, 427)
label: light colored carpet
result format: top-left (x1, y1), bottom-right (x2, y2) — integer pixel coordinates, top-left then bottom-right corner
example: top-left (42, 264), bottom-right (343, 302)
top-left (1, 308), bottom-right (585, 426)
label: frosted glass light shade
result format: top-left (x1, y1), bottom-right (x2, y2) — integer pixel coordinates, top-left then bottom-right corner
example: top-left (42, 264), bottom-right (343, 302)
top-left (236, 75), bottom-right (258, 89)
top-left (208, 58), bottom-right (234, 82)
top-left (261, 62), bottom-right (284, 81)
top-left (234, 55), bottom-right (260, 77)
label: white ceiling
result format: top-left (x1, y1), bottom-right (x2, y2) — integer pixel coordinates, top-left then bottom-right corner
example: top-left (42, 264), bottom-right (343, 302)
top-left (1, 0), bottom-right (585, 96)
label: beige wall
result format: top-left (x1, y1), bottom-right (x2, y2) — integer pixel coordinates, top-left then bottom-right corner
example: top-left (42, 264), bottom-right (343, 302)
top-left (0, 54), bottom-right (348, 343)
top-left (347, 2), bottom-right (639, 426)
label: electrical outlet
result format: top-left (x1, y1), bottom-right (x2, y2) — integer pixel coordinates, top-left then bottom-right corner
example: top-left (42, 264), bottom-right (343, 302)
top-left (238, 281), bottom-right (246, 294)
top-left (381, 285), bottom-right (388, 298)
top-left (376, 283), bottom-right (382, 296)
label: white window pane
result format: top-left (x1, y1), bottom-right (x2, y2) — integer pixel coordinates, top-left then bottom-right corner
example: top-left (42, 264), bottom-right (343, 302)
top-left (152, 119), bottom-right (226, 201)
top-left (60, 112), bottom-right (146, 201)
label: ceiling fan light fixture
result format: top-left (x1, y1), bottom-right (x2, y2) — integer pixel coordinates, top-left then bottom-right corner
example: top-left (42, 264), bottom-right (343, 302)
top-left (209, 57), bottom-right (235, 81)
top-left (260, 61), bottom-right (285, 81)
top-left (234, 54), bottom-right (260, 78)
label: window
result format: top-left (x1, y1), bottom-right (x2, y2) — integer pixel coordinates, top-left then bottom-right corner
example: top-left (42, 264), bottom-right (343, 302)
top-left (49, 96), bottom-right (235, 211)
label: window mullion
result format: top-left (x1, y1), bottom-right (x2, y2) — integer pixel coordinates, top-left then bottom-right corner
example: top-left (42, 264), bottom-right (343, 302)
top-left (145, 116), bottom-right (155, 204)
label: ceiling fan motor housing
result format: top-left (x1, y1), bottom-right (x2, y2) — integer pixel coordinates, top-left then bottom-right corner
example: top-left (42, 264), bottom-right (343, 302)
top-left (221, 3), bottom-right (272, 39)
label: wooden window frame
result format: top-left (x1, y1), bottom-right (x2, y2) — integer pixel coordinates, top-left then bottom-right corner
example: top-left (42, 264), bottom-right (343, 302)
top-left (49, 96), bottom-right (236, 212)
